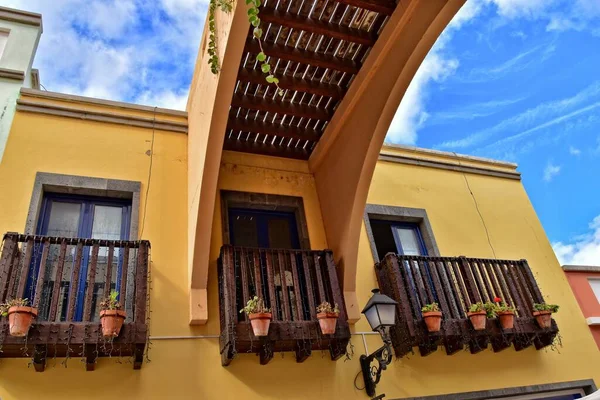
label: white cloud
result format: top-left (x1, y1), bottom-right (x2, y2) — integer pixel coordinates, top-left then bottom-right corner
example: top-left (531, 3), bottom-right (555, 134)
top-left (486, 0), bottom-right (557, 19)
top-left (439, 81), bottom-right (600, 149)
top-left (385, 1), bottom-right (482, 144)
top-left (543, 162), bottom-right (561, 182)
top-left (569, 146), bottom-right (581, 155)
top-left (2, 0), bottom-right (207, 109)
top-left (553, 215), bottom-right (600, 265)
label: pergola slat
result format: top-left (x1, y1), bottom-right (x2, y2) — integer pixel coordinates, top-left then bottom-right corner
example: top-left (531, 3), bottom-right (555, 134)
top-left (332, 0), bottom-right (396, 15)
top-left (237, 68), bottom-right (345, 100)
top-left (231, 94), bottom-right (332, 121)
top-left (246, 40), bottom-right (360, 75)
top-left (224, 138), bottom-right (310, 160)
top-left (227, 116), bottom-right (320, 142)
top-left (260, 6), bottom-right (377, 46)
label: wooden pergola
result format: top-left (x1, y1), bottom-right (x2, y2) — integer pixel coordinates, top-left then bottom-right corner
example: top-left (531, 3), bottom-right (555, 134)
top-left (224, 0), bottom-right (399, 159)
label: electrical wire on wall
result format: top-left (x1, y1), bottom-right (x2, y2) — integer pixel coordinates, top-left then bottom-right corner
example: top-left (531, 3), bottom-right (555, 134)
top-left (139, 106), bottom-right (157, 239)
top-left (453, 153), bottom-right (498, 259)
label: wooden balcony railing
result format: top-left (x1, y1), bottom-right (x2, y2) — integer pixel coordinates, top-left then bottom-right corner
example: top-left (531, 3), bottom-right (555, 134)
top-left (218, 245), bottom-right (350, 365)
top-left (375, 254), bottom-right (558, 357)
top-left (0, 233), bottom-right (149, 371)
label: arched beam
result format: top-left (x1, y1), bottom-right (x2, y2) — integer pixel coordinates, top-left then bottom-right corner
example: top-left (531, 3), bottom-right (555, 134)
top-left (186, 1), bottom-right (249, 324)
top-left (309, 0), bottom-right (466, 322)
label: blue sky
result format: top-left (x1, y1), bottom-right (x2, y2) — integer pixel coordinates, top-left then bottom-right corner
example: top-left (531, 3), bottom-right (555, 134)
top-left (5, 0), bottom-right (600, 265)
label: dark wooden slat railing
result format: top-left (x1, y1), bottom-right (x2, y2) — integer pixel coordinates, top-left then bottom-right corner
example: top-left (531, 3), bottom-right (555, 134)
top-left (218, 245), bottom-right (350, 366)
top-left (0, 233), bottom-right (150, 371)
top-left (376, 254), bottom-right (558, 358)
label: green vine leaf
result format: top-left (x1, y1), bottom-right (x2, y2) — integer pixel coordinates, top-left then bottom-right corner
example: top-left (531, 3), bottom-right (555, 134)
top-left (257, 52), bottom-right (266, 62)
top-left (261, 63), bottom-right (271, 73)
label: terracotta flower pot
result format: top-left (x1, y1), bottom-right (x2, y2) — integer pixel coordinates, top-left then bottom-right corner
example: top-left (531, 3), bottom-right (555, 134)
top-left (100, 310), bottom-right (127, 338)
top-left (7, 306), bottom-right (38, 337)
top-left (422, 311), bottom-right (442, 332)
top-left (249, 312), bottom-right (272, 336)
top-left (468, 311), bottom-right (487, 330)
top-left (317, 312), bottom-right (339, 335)
top-left (497, 311), bottom-right (515, 329)
top-left (533, 310), bottom-right (552, 329)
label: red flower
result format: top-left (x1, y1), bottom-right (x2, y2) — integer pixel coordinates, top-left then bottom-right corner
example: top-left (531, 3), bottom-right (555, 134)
top-left (494, 297), bottom-right (502, 303)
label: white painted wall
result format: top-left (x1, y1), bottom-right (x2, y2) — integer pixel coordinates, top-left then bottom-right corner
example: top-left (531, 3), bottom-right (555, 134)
top-left (0, 14), bottom-right (41, 163)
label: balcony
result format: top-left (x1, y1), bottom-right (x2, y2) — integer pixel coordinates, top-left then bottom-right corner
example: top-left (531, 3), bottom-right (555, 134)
top-left (218, 245), bottom-right (351, 365)
top-left (376, 254), bottom-right (559, 357)
top-left (0, 233), bottom-right (149, 371)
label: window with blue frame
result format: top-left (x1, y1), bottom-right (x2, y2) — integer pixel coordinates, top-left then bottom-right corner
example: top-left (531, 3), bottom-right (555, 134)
top-left (370, 220), bottom-right (428, 257)
top-left (30, 193), bottom-right (131, 321)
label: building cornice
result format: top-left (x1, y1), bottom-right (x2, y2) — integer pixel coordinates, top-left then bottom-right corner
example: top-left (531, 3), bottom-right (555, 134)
top-left (382, 143), bottom-right (518, 169)
top-left (0, 6), bottom-right (42, 32)
top-left (20, 88), bottom-right (188, 118)
top-left (378, 152), bottom-right (522, 181)
top-left (16, 98), bottom-right (188, 134)
top-left (562, 265), bottom-right (600, 273)
top-left (0, 67), bottom-right (25, 81)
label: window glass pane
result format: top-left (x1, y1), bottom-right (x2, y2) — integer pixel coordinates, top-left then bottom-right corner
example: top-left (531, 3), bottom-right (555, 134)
top-left (0, 30), bottom-right (8, 60)
top-left (231, 214), bottom-right (259, 247)
top-left (46, 201), bottom-right (81, 237)
top-left (590, 279), bottom-right (600, 303)
top-left (92, 205), bottom-right (123, 240)
top-left (268, 217), bottom-right (293, 249)
top-left (394, 226), bottom-right (422, 256)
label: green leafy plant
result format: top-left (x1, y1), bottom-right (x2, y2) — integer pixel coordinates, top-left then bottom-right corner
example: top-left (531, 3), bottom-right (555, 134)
top-left (316, 301), bottom-right (340, 315)
top-left (99, 290), bottom-right (122, 312)
top-left (533, 303), bottom-right (559, 313)
top-left (421, 302), bottom-right (440, 313)
top-left (0, 298), bottom-right (30, 317)
top-left (469, 302), bottom-right (496, 318)
top-left (207, 0), bottom-right (283, 95)
top-left (240, 296), bottom-right (271, 315)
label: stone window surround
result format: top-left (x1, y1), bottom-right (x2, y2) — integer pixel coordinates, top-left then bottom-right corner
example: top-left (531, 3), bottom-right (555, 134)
top-left (395, 379), bottom-right (596, 400)
top-left (220, 190), bottom-right (311, 250)
top-left (363, 204), bottom-right (440, 262)
top-left (25, 172), bottom-right (141, 239)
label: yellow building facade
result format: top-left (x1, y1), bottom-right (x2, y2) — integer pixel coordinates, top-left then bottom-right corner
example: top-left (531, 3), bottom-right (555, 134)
top-left (0, 1), bottom-right (598, 400)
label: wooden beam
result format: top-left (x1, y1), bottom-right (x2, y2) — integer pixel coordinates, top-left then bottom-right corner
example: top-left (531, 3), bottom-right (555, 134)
top-left (227, 116), bottom-right (320, 142)
top-left (332, 0), bottom-right (396, 16)
top-left (237, 68), bottom-right (345, 99)
top-left (246, 40), bottom-right (360, 75)
top-left (231, 94), bottom-right (332, 121)
top-left (260, 6), bottom-right (377, 46)
top-left (223, 138), bottom-right (310, 160)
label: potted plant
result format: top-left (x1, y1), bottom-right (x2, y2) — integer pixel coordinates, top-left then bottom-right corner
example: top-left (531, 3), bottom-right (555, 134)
top-left (316, 301), bottom-right (340, 335)
top-left (533, 303), bottom-right (559, 328)
top-left (468, 302), bottom-right (494, 330)
top-left (0, 298), bottom-right (37, 337)
top-left (421, 302), bottom-right (442, 332)
top-left (240, 296), bottom-right (272, 337)
top-left (492, 297), bottom-right (516, 330)
top-left (99, 290), bottom-right (127, 338)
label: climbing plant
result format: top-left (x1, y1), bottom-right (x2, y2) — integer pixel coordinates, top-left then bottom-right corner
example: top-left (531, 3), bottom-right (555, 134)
top-left (208, 0), bottom-right (284, 95)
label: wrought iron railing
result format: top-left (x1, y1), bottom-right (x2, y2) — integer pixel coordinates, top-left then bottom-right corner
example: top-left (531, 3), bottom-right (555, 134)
top-left (218, 245), bottom-right (350, 365)
top-left (376, 254), bottom-right (558, 357)
top-left (0, 233), bottom-right (149, 371)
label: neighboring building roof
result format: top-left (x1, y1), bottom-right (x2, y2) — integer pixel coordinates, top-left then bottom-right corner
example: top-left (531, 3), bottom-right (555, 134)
top-left (562, 265), bottom-right (600, 273)
top-left (0, 6), bottom-right (42, 32)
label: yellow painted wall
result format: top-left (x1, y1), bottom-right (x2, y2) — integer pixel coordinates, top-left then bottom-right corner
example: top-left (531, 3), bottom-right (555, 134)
top-left (0, 109), bottom-right (598, 399)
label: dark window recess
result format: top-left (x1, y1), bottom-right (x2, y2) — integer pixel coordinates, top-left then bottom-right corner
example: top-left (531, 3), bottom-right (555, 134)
top-left (370, 220), bottom-right (427, 257)
top-left (229, 208), bottom-right (300, 249)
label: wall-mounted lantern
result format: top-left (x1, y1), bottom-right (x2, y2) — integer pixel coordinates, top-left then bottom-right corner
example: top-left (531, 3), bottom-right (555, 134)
top-left (360, 288), bottom-right (398, 397)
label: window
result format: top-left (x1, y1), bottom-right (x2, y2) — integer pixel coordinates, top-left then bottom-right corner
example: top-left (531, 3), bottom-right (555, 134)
top-left (0, 29), bottom-right (8, 60)
top-left (589, 279), bottom-right (600, 303)
top-left (371, 220), bottom-right (427, 257)
top-left (229, 208), bottom-right (300, 249)
top-left (30, 193), bottom-right (132, 321)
